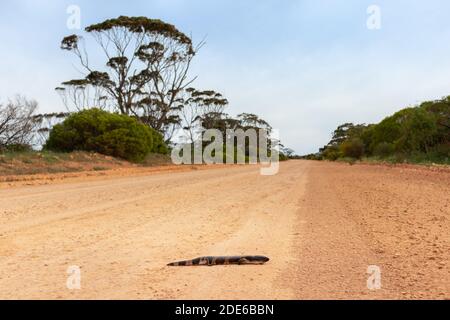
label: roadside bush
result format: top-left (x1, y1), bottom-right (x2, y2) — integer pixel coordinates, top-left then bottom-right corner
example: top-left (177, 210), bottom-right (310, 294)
top-left (340, 138), bottom-right (365, 159)
top-left (323, 147), bottom-right (340, 161)
top-left (394, 108), bottom-right (437, 153)
top-left (406, 144), bottom-right (450, 164)
top-left (151, 131), bottom-right (169, 155)
top-left (434, 143), bottom-right (450, 158)
top-left (373, 142), bottom-right (395, 158)
top-left (317, 96), bottom-right (450, 164)
top-left (45, 108), bottom-right (167, 162)
top-left (0, 143), bottom-right (33, 153)
top-left (394, 153), bottom-right (407, 163)
top-left (279, 153), bottom-right (289, 161)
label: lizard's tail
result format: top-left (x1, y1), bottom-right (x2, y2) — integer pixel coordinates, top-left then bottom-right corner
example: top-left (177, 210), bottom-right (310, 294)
top-left (167, 258), bottom-right (199, 266)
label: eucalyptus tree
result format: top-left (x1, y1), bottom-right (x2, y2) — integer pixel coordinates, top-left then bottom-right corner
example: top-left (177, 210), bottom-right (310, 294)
top-left (236, 113), bottom-right (272, 133)
top-left (58, 16), bottom-right (201, 139)
top-left (179, 88), bottom-right (228, 143)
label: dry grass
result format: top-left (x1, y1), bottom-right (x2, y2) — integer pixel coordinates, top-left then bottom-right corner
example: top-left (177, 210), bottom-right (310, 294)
top-left (0, 151), bottom-right (171, 177)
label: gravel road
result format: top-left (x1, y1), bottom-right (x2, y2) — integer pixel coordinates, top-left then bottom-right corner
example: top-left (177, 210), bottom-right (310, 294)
top-left (0, 161), bottom-right (448, 299)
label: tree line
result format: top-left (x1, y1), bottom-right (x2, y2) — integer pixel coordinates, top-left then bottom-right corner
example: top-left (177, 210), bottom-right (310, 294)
top-left (304, 96), bottom-right (450, 164)
top-left (1, 16), bottom-right (290, 161)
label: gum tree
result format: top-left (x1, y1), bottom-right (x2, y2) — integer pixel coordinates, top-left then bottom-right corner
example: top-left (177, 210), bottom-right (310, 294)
top-left (179, 88), bottom-right (228, 143)
top-left (58, 16), bottom-right (200, 139)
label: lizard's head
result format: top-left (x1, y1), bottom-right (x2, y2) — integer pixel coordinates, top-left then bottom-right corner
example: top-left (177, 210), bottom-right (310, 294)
top-left (254, 256), bottom-right (270, 263)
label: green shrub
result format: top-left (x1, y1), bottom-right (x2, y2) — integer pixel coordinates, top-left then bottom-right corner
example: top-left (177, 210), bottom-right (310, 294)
top-left (279, 153), bottom-right (289, 161)
top-left (394, 108), bottom-right (437, 153)
top-left (373, 142), bottom-right (395, 158)
top-left (433, 143), bottom-right (450, 158)
top-left (0, 143), bottom-right (33, 153)
top-left (45, 108), bottom-right (167, 162)
top-left (151, 130), bottom-right (169, 155)
top-left (318, 96), bottom-right (450, 164)
top-left (340, 138), bottom-right (365, 159)
top-left (406, 144), bottom-right (450, 164)
top-left (323, 147), bottom-right (340, 161)
top-left (394, 153), bottom-right (407, 163)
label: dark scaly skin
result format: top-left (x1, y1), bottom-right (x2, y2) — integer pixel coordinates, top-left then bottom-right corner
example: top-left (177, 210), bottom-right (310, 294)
top-left (167, 255), bottom-right (270, 266)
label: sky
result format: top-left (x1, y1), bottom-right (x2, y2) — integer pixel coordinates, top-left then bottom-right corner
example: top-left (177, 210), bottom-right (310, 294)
top-left (1, 0), bottom-right (450, 154)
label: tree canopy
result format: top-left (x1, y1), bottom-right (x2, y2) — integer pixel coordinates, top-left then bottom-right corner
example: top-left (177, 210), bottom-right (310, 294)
top-left (58, 16), bottom-right (199, 140)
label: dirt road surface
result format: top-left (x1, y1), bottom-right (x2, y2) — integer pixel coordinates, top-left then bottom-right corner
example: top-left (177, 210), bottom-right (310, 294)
top-left (0, 161), bottom-right (448, 299)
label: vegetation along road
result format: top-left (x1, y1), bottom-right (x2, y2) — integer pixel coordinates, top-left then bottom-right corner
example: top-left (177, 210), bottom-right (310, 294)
top-left (0, 161), bottom-right (448, 299)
